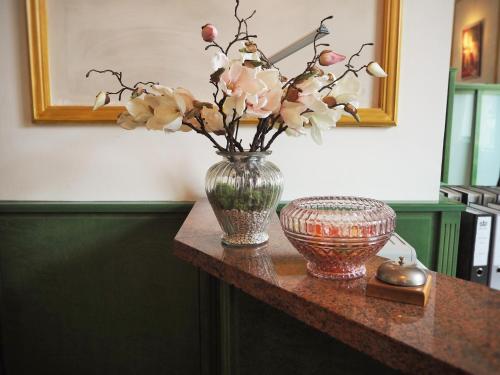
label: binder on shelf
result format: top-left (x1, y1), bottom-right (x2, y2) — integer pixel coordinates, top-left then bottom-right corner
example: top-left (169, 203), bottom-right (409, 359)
top-left (470, 204), bottom-right (500, 290)
top-left (467, 187), bottom-right (497, 206)
top-left (448, 186), bottom-right (481, 205)
top-left (484, 186), bottom-right (500, 193)
top-left (479, 186), bottom-right (500, 203)
top-left (489, 203), bottom-right (500, 210)
top-left (439, 187), bottom-right (462, 202)
top-left (457, 207), bottom-right (493, 285)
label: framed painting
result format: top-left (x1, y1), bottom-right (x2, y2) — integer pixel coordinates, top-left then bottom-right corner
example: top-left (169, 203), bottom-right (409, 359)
top-left (27, 0), bottom-right (401, 126)
top-left (461, 21), bottom-right (483, 79)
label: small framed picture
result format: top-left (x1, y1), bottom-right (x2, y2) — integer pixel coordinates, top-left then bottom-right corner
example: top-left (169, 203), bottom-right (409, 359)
top-left (461, 21), bottom-right (483, 79)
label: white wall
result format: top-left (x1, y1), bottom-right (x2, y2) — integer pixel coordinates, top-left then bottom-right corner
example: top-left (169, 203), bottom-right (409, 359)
top-left (451, 0), bottom-right (500, 83)
top-left (0, 0), bottom-right (455, 202)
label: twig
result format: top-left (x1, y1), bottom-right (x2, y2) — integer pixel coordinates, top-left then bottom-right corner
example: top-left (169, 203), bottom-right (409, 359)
top-left (319, 64), bottom-right (368, 93)
top-left (346, 42), bottom-right (373, 68)
top-left (249, 118), bottom-right (267, 151)
top-left (205, 42), bottom-right (225, 54)
top-left (182, 120), bottom-right (226, 151)
top-left (281, 16), bottom-right (332, 94)
top-left (224, 0), bottom-right (258, 55)
top-left (318, 42), bottom-right (373, 93)
top-left (263, 124), bottom-right (288, 151)
top-left (86, 69), bottom-right (155, 99)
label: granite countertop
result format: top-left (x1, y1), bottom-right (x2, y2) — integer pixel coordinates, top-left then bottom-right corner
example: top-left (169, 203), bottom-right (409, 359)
top-left (173, 200), bottom-right (500, 375)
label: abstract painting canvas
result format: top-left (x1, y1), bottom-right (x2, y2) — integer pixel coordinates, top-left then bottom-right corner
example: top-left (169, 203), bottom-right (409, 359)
top-left (461, 22), bottom-right (483, 79)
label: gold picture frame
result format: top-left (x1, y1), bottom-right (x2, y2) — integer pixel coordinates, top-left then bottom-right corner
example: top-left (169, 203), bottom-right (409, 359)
top-left (27, 0), bottom-right (401, 126)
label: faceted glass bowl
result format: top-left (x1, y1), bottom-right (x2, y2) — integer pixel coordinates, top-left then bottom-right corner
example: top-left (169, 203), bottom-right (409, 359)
top-left (280, 197), bottom-right (396, 280)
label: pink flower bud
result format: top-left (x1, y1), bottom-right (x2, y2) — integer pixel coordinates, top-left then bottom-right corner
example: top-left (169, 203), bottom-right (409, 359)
top-left (344, 103), bottom-right (360, 122)
top-left (201, 24), bottom-right (218, 42)
top-left (318, 50), bottom-right (346, 66)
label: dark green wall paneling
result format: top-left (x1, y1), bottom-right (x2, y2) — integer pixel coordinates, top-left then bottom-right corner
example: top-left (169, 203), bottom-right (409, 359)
top-left (0, 199), bottom-right (464, 374)
top-left (0, 210), bottom-right (199, 375)
top-left (392, 212), bottom-right (438, 268)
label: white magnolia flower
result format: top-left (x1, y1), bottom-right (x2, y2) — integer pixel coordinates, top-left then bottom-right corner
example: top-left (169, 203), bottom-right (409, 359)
top-left (330, 73), bottom-right (362, 110)
top-left (246, 69), bottom-right (282, 117)
top-left (285, 126), bottom-right (307, 137)
top-left (211, 52), bottom-right (230, 71)
top-left (211, 49), bottom-right (261, 72)
top-left (212, 51), bottom-right (269, 116)
top-left (304, 109), bottom-right (342, 145)
top-left (150, 85), bottom-right (174, 96)
top-left (281, 76), bottom-right (345, 144)
top-left (296, 78), bottom-right (328, 113)
top-left (220, 63), bottom-right (266, 97)
top-left (223, 95), bottom-right (246, 117)
top-left (257, 69), bottom-right (280, 90)
top-left (246, 87), bottom-right (282, 118)
top-left (280, 100), bottom-right (307, 134)
top-left (240, 51), bottom-right (261, 62)
top-left (117, 112), bottom-right (141, 130)
top-left (143, 87), bottom-right (195, 132)
top-left (126, 97), bottom-right (154, 122)
top-left (199, 106), bottom-right (224, 133)
top-left (297, 77), bottom-right (322, 95)
top-left (93, 91), bottom-right (110, 110)
top-left (366, 61), bottom-right (387, 78)
top-left (220, 63), bottom-right (266, 116)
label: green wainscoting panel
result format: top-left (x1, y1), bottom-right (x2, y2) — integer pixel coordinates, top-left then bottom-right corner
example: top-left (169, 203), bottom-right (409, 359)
top-left (391, 212), bottom-right (438, 267)
top-left (437, 211), bottom-right (462, 276)
top-left (0, 199), bottom-right (464, 375)
top-left (0, 208), bottom-right (199, 375)
top-left (387, 198), bottom-right (464, 275)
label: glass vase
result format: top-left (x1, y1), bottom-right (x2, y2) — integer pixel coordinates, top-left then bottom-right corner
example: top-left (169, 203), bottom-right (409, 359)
top-left (205, 151), bottom-right (283, 246)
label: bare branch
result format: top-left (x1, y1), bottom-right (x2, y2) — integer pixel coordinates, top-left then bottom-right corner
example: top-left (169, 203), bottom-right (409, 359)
top-left (224, 0), bottom-right (258, 55)
top-left (319, 64), bottom-right (368, 93)
top-left (346, 42), bottom-right (374, 68)
top-left (183, 119), bottom-right (226, 152)
top-left (205, 42), bottom-right (225, 54)
top-left (263, 123), bottom-right (288, 151)
top-left (281, 15), bottom-right (333, 93)
top-left (85, 68), bottom-right (156, 98)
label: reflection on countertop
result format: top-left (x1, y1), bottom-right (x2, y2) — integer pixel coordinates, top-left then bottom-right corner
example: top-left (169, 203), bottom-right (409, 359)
top-left (222, 244), bottom-right (279, 285)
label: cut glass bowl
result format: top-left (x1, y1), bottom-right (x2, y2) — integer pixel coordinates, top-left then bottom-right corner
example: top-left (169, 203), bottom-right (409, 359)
top-left (280, 197), bottom-right (396, 280)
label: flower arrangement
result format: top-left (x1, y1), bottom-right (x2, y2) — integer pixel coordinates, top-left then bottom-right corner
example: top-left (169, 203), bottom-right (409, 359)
top-left (88, 0), bottom-right (387, 151)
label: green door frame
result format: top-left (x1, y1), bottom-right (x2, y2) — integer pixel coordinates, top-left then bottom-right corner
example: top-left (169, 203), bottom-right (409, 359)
top-left (442, 68), bottom-right (500, 185)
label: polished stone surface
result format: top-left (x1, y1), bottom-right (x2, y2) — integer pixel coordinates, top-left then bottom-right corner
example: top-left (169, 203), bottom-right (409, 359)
top-left (173, 200), bottom-right (500, 375)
